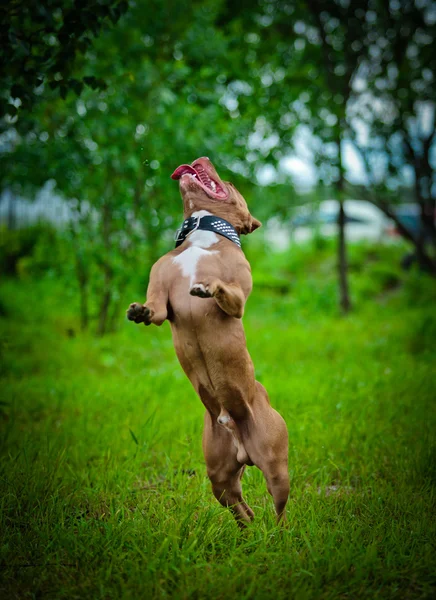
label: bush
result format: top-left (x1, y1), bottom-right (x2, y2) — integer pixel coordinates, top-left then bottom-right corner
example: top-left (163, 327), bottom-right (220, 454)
top-left (0, 224), bottom-right (70, 277)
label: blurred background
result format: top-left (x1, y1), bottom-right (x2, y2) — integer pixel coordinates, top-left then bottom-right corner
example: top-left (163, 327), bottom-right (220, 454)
top-left (1, 3), bottom-right (436, 597)
top-left (1, 0), bottom-right (435, 334)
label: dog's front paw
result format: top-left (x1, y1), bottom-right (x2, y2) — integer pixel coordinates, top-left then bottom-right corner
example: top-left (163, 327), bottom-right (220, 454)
top-left (190, 283), bottom-right (213, 298)
top-left (126, 302), bottom-right (152, 325)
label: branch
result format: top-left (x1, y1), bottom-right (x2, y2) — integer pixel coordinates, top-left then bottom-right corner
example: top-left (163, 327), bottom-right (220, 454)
top-left (349, 142), bottom-right (436, 274)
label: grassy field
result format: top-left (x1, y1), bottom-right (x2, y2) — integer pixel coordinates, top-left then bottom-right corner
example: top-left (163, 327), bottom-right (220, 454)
top-left (1, 240), bottom-right (436, 599)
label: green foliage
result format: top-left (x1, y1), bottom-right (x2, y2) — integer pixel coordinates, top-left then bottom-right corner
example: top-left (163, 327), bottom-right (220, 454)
top-left (0, 0), bottom-right (128, 122)
top-left (1, 0), bottom-right (435, 330)
top-left (1, 243), bottom-right (435, 598)
top-left (1, 0), bottom-right (259, 333)
top-left (244, 236), bottom-right (416, 316)
top-left (0, 223), bottom-right (65, 276)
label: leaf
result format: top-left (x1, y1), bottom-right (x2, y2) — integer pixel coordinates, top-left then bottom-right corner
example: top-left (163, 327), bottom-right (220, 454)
top-left (6, 104), bottom-right (18, 116)
top-left (129, 428), bottom-right (139, 445)
top-left (84, 76), bottom-right (102, 90)
top-left (10, 84), bottom-right (25, 98)
top-left (70, 79), bottom-right (84, 96)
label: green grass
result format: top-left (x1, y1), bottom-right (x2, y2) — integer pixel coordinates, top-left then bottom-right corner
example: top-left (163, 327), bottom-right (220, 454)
top-left (1, 242), bottom-right (436, 599)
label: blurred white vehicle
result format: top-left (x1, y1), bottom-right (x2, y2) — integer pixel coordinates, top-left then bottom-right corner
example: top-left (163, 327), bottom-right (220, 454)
top-left (290, 200), bottom-right (392, 244)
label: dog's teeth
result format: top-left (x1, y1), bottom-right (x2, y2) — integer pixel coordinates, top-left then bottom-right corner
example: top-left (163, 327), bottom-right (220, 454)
top-left (211, 181), bottom-right (216, 192)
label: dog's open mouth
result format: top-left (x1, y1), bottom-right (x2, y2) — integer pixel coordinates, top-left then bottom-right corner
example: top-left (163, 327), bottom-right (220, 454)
top-left (171, 158), bottom-right (228, 200)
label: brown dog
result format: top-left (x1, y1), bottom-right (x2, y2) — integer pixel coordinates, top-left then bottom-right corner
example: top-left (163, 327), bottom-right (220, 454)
top-left (127, 157), bottom-right (289, 526)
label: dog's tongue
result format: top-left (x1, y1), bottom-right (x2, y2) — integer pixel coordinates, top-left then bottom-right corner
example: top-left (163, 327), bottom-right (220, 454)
top-left (171, 164), bottom-right (196, 180)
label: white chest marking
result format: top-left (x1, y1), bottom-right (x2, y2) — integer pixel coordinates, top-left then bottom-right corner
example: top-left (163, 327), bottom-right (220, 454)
top-left (172, 229), bottom-right (219, 285)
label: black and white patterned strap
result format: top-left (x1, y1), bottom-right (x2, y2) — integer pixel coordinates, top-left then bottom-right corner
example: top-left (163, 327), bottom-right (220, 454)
top-left (174, 215), bottom-right (241, 248)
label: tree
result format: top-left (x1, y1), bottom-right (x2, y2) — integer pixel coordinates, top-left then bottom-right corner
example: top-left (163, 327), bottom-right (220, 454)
top-left (1, 0), bottom-right (252, 334)
top-left (0, 0), bottom-right (129, 238)
top-left (216, 0), bottom-right (436, 288)
top-left (214, 0), bottom-right (376, 312)
top-left (4, 0), bottom-right (435, 335)
top-left (0, 0), bottom-right (127, 125)
top-left (347, 0), bottom-right (436, 272)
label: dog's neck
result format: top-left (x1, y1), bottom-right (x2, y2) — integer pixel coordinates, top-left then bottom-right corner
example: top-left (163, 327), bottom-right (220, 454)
top-left (175, 211), bottom-right (241, 248)
top-left (191, 210), bottom-right (213, 219)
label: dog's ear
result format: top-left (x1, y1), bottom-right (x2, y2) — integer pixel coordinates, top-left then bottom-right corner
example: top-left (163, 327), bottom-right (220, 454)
top-left (250, 217), bottom-right (262, 233)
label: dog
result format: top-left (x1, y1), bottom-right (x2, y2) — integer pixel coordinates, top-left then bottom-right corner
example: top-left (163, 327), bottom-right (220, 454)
top-left (127, 157), bottom-right (289, 526)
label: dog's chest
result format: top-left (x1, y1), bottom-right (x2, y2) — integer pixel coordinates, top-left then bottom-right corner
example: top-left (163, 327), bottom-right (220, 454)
top-left (172, 231), bottom-right (219, 285)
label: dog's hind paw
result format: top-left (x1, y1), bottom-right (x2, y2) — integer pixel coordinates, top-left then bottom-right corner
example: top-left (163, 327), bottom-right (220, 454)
top-left (126, 302), bottom-right (152, 324)
top-left (190, 283), bottom-right (212, 298)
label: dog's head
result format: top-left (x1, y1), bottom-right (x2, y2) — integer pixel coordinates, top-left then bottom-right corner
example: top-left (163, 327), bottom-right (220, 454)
top-left (171, 157), bottom-right (261, 235)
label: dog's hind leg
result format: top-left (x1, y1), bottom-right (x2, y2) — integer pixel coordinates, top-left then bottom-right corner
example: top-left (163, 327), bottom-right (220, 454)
top-left (241, 386), bottom-right (290, 522)
top-left (202, 411), bottom-right (254, 527)
top-left (217, 408), bottom-right (250, 464)
top-left (261, 456), bottom-right (290, 522)
top-left (248, 432), bottom-right (289, 521)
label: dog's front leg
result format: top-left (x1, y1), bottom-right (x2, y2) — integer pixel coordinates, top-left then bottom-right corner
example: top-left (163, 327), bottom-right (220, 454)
top-left (127, 298), bottom-right (167, 326)
top-left (190, 278), bottom-right (246, 318)
top-left (127, 259), bottom-right (168, 326)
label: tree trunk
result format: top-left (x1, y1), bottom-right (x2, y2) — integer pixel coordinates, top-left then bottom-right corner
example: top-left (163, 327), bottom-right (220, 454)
top-left (78, 267), bottom-right (89, 331)
top-left (337, 136), bottom-right (351, 313)
top-left (375, 201), bottom-right (436, 275)
top-left (404, 129), bottom-right (436, 264)
top-left (413, 166), bottom-right (436, 254)
top-left (338, 199), bottom-right (351, 312)
top-left (420, 201), bottom-right (436, 245)
top-left (352, 142), bottom-right (436, 274)
top-left (97, 271), bottom-right (112, 337)
top-left (419, 131), bottom-right (436, 248)
top-left (306, 0), bottom-right (353, 312)
top-left (108, 291), bottom-right (125, 333)
top-left (77, 261), bottom-right (89, 331)
top-left (97, 200), bottom-right (114, 337)
top-left (7, 191), bottom-right (16, 230)
top-left (70, 218), bottom-right (90, 331)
